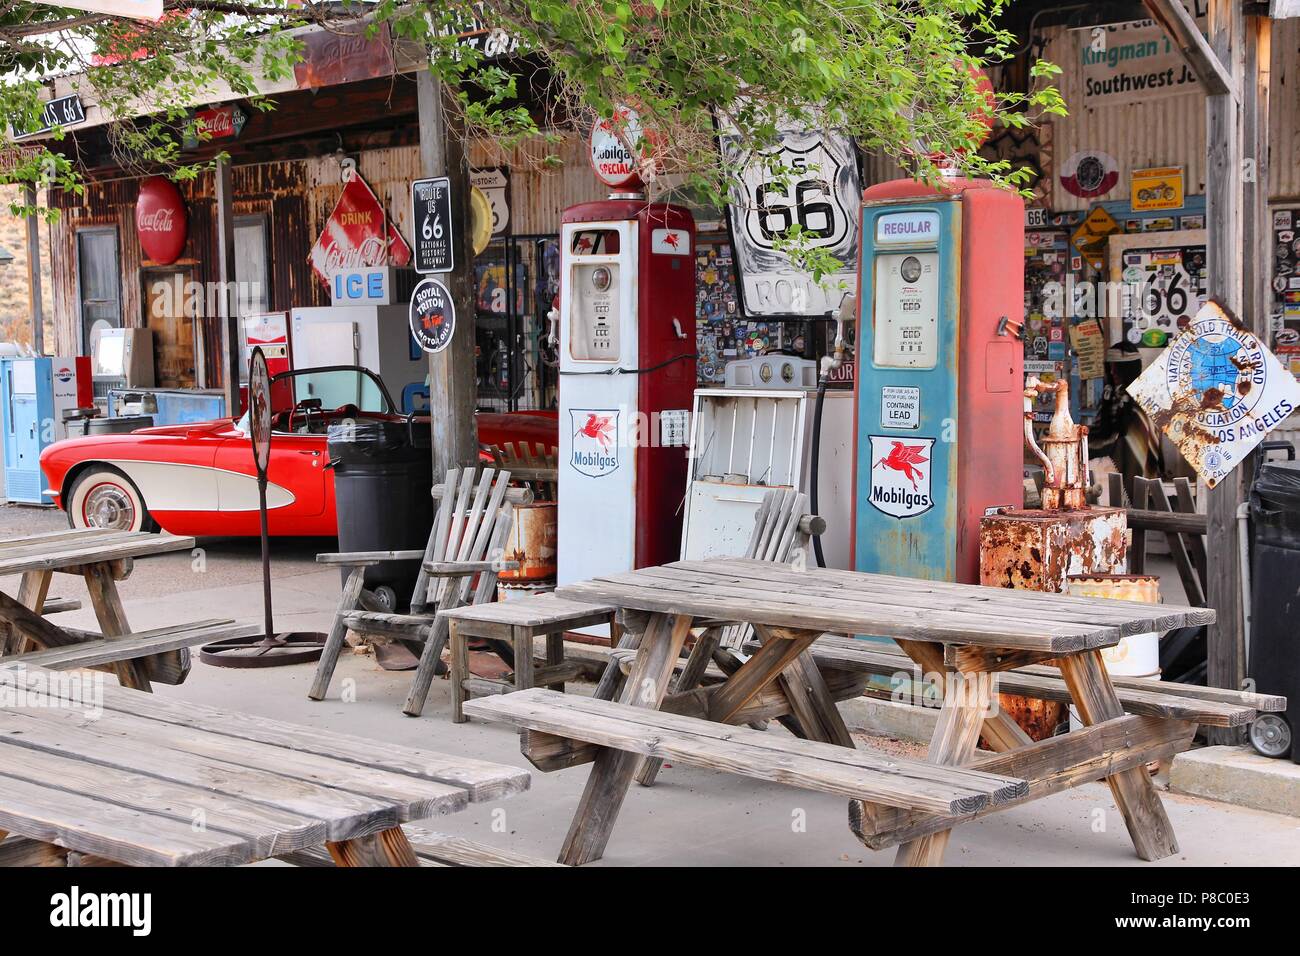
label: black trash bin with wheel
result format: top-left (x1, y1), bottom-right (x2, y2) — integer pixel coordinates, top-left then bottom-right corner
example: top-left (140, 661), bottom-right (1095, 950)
top-left (327, 418), bottom-right (433, 611)
top-left (1248, 441), bottom-right (1300, 761)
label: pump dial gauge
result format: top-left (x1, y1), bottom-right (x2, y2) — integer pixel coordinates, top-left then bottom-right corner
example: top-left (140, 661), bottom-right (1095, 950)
top-left (591, 266), bottom-right (612, 291)
top-left (900, 255), bottom-right (923, 283)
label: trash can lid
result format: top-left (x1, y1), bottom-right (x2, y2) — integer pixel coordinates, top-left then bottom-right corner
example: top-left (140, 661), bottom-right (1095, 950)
top-left (1253, 459), bottom-right (1300, 509)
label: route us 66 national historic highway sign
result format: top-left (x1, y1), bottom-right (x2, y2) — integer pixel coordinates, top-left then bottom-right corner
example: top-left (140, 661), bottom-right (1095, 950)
top-left (411, 177), bottom-right (455, 274)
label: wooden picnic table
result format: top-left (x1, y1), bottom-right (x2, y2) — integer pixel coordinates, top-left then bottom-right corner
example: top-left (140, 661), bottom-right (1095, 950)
top-left (549, 557), bottom-right (1217, 866)
top-left (0, 528), bottom-right (203, 690)
top-left (0, 664), bottom-right (530, 866)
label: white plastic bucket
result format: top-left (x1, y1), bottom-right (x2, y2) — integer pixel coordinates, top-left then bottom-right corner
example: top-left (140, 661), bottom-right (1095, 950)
top-left (1066, 574), bottom-right (1162, 730)
top-left (497, 579), bottom-right (556, 602)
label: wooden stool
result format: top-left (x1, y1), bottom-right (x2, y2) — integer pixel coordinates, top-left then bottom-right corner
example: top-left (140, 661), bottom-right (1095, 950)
top-left (442, 595), bottom-right (617, 722)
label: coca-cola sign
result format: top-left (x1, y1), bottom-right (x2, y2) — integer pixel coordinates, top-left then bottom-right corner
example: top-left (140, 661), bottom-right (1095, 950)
top-left (136, 176), bottom-right (188, 265)
top-left (309, 173), bottom-right (412, 289)
top-left (184, 104), bottom-right (247, 147)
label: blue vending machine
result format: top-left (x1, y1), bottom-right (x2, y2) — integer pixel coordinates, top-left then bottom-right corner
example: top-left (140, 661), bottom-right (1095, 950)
top-left (1, 356), bottom-right (88, 505)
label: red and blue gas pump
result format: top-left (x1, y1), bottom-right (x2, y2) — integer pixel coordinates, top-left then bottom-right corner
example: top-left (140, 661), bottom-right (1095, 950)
top-left (850, 178), bottom-right (1025, 584)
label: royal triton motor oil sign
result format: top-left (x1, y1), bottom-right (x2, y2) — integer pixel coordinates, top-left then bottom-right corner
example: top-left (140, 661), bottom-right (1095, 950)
top-left (867, 436), bottom-right (935, 518)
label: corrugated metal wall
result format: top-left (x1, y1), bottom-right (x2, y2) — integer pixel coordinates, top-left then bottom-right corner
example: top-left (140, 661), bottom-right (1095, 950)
top-left (862, 19), bottom-right (1300, 205)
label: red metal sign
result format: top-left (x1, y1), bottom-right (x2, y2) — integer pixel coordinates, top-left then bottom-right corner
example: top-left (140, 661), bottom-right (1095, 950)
top-left (308, 173), bottom-right (412, 289)
top-left (136, 176), bottom-right (188, 265)
top-left (194, 104), bottom-right (246, 141)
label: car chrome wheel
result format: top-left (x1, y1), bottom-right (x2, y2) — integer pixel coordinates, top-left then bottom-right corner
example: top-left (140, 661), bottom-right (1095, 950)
top-left (82, 482), bottom-right (137, 530)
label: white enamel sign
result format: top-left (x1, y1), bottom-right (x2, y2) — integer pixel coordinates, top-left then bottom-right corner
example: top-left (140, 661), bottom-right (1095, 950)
top-left (1127, 300), bottom-right (1300, 487)
top-left (868, 436), bottom-right (935, 518)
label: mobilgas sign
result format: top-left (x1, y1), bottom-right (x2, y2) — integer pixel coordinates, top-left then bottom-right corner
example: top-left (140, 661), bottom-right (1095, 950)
top-left (875, 211), bottom-right (940, 246)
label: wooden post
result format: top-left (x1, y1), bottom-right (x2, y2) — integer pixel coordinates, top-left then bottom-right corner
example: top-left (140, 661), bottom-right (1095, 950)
top-left (417, 69), bottom-right (478, 479)
top-left (23, 184), bottom-right (44, 355)
top-left (214, 157), bottom-right (240, 416)
top-left (1202, 0), bottom-right (1249, 742)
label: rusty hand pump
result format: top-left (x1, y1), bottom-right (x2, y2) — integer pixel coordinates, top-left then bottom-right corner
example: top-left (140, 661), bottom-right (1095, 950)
top-left (1024, 375), bottom-right (1089, 511)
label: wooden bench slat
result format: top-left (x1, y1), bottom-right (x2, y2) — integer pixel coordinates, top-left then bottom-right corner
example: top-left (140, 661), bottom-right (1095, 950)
top-left (558, 577), bottom-right (1118, 653)
top-left (1, 621), bottom-right (260, 671)
top-left (342, 610), bottom-right (436, 638)
top-left (0, 734), bottom-right (326, 858)
top-left (402, 825), bottom-right (567, 867)
top-left (0, 709), bottom-right (412, 841)
top-left (27, 669), bottom-right (531, 802)
top-left (1, 703), bottom-right (469, 832)
top-left (682, 558), bottom-right (1217, 633)
top-left (464, 688), bottom-right (1027, 816)
top-left (440, 594), bottom-right (615, 631)
top-left (39, 598), bottom-right (80, 615)
top-left (788, 636), bottom-right (1261, 728)
top-left (0, 772), bottom-right (255, 867)
top-left (850, 714), bottom-right (1197, 849)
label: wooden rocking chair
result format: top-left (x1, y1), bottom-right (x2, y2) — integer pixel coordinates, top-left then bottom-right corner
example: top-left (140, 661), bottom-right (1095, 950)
top-left (309, 465), bottom-right (531, 716)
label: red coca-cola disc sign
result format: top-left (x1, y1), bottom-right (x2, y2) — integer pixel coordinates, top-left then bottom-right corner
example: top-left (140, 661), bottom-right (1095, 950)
top-left (136, 176), bottom-right (188, 264)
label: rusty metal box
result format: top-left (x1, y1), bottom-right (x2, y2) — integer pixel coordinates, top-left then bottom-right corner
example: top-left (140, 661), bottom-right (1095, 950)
top-left (979, 507), bottom-right (1128, 593)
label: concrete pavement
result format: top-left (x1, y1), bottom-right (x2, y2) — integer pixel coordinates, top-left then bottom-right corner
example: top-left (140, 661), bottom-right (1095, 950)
top-left (3, 502), bottom-right (1298, 867)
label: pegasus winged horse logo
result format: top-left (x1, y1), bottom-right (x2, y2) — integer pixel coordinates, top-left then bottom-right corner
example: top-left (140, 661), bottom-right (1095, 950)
top-left (873, 441), bottom-right (929, 490)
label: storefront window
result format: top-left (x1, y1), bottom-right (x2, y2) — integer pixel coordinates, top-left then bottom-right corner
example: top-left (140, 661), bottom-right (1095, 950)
top-left (76, 228), bottom-right (122, 353)
top-left (235, 215), bottom-right (270, 315)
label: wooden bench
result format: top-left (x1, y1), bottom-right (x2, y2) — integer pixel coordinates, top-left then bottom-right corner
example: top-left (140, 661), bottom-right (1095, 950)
top-left (465, 688), bottom-right (1028, 817)
top-left (753, 635), bottom-right (1281, 729)
top-left (0, 620), bottom-right (261, 676)
top-left (442, 594), bottom-right (617, 722)
top-left (276, 824), bottom-right (565, 867)
top-left (0, 592), bottom-right (257, 685)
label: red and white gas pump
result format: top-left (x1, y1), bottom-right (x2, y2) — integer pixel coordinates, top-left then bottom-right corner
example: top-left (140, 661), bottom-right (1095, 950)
top-left (556, 116), bottom-right (697, 586)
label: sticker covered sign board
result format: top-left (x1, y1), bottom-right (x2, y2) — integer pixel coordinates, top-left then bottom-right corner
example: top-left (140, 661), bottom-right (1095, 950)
top-left (1127, 300), bottom-right (1300, 487)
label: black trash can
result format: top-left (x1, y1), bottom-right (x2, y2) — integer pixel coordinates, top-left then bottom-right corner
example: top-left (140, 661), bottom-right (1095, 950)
top-left (327, 418), bottom-right (433, 610)
top-left (1248, 441), bottom-right (1300, 761)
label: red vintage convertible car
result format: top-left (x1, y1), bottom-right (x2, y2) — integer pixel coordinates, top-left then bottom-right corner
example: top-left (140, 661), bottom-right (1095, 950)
top-left (39, 365), bottom-right (557, 536)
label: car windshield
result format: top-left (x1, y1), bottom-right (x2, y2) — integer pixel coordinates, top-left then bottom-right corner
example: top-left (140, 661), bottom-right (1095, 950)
top-left (232, 367), bottom-right (395, 436)
top-left (275, 368), bottom-right (393, 415)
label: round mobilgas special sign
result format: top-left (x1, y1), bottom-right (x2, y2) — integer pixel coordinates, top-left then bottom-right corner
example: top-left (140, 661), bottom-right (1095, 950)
top-left (409, 277), bottom-right (457, 354)
top-left (588, 106), bottom-right (648, 189)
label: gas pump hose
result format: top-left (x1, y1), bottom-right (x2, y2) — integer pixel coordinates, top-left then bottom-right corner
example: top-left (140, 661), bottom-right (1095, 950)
top-left (810, 375), bottom-right (828, 568)
top-left (557, 353), bottom-right (697, 376)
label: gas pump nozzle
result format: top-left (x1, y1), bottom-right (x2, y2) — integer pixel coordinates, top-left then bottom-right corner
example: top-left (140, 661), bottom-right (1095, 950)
top-left (1023, 375), bottom-right (1089, 511)
top-left (820, 293), bottom-right (856, 379)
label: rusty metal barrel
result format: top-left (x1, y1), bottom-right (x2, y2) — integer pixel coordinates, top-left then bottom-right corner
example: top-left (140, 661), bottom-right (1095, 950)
top-left (498, 501), bottom-right (558, 582)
